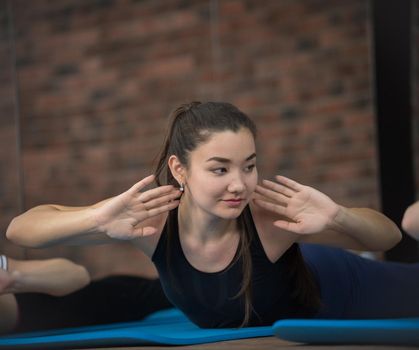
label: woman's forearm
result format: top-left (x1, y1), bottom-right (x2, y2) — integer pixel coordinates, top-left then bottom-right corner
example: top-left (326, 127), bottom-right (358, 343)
top-left (330, 207), bottom-right (402, 251)
top-left (7, 176), bottom-right (179, 249)
top-left (6, 204), bottom-right (106, 248)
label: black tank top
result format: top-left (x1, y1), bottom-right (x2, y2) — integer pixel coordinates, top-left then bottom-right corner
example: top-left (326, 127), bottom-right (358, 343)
top-left (151, 207), bottom-right (313, 328)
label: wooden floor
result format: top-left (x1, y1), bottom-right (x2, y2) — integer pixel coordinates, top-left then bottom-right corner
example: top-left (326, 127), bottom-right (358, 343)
top-left (76, 336), bottom-right (415, 350)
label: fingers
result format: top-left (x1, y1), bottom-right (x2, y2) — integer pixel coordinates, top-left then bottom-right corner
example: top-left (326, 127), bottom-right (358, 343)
top-left (138, 190), bottom-right (181, 210)
top-left (255, 175), bottom-right (303, 201)
top-left (137, 185), bottom-right (180, 203)
top-left (259, 179), bottom-right (295, 198)
top-left (255, 184), bottom-right (289, 204)
top-left (253, 175), bottom-right (303, 218)
top-left (252, 192), bottom-right (275, 204)
top-left (127, 174), bottom-right (180, 206)
top-left (254, 176), bottom-right (292, 214)
top-left (133, 194), bottom-right (180, 220)
top-left (131, 200), bottom-right (180, 236)
top-left (129, 199), bottom-right (179, 237)
top-left (253, 197), bottom-right (287, 216)
top-left (124, 176), bottom-right (181, 231)
top-left (275, 175), bottom-right (303, 192)
top-left (128, 175), bottom-right (156, 194)
top-left (145, 200), bottom-right (180, 218)
top-left (133, 226), bottom-right (158, 237)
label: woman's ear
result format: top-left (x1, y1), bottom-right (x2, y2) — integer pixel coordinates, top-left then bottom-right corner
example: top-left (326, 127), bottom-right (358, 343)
top-left (168, 155), bottom-right (185, 186)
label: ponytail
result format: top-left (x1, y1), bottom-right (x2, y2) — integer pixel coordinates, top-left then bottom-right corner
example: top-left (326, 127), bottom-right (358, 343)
top-left (154, 101), bottom-right (202, 187)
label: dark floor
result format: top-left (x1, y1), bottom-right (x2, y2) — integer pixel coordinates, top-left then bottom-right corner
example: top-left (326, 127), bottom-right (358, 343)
top-left (75, 337), bottom-right (417, 350)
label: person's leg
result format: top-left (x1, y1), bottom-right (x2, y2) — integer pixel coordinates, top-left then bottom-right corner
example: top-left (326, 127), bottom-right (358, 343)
top-left (15, 276), bottom-right (172, 332)
top-left (301, 244), bottom-right (419, 319)
top-left (0, 255), bottom-right (171, 333)
top-left (7, 257), bottom-right (90, 296)
top-left (0, 255), bottom-right (90, 334)
top-left (0, 266), bottom-right (18, 334)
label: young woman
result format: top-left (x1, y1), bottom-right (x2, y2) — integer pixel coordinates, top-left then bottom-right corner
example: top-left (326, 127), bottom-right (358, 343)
top-left (6, 101), bottom-right (419, 329)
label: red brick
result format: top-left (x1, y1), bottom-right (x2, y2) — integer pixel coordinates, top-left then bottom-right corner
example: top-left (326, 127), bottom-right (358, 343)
top-left (0, 0), bottom-right (416, 277)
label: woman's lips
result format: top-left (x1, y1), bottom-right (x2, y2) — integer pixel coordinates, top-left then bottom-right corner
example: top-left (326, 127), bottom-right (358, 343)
top-left (223, 199), bottom-right (243, 207)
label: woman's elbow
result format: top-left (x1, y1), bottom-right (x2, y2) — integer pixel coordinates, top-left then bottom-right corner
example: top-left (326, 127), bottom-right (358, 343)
top-left (6, 217), bottom-right (43, 248)
top-left (6, 217), bottom-right (20, 243)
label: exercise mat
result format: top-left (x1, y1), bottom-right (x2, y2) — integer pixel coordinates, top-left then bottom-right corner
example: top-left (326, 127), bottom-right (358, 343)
top-left (273, 317), bottom-right (419, 346)
top-left (0, 308), bottom-right (272, 349)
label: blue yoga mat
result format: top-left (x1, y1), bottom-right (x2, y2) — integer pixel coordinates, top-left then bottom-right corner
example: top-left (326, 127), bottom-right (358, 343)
top-left (0, 309), bottom-right (272, 349)
top-left (3, 309), bottom-right (419, 348)
top-left (273, 318), bottom-right (419, 346)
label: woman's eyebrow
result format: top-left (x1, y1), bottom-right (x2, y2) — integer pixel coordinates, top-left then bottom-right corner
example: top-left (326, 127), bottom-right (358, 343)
top-left (206, 153), bottom-right (256, 163)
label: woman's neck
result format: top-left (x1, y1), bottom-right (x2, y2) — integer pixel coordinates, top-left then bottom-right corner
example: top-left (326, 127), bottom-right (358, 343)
top-left (178, 199), bottom-right (237, 243)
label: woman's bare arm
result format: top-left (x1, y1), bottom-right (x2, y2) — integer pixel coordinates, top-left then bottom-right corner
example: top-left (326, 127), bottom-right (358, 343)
top-left (254, 175), bottom-right (401, 252)
top-left (6, 175), bottom-right (180, 248)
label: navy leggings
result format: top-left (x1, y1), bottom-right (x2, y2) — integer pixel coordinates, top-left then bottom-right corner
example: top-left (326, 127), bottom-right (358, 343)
top-left (301, 244), bottom-right (419, 319)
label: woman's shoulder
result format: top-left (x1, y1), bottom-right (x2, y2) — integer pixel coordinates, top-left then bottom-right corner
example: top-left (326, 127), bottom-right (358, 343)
top-left (249, 202), bottom-right (298, 262)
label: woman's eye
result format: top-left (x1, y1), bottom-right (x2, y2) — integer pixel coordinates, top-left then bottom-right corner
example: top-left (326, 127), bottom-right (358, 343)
top-left (213, 168), bottom-right (227, 175)
top-left (245, 164), bottom-right (256, 172)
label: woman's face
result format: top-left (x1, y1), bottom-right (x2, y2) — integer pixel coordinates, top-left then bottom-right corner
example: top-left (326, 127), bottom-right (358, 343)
top-left (183, 127), bottom-right (258, 220)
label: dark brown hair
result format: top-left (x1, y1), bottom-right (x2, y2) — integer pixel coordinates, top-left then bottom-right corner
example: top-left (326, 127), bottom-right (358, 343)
top-left (154, 101), bottom-right (320, 326)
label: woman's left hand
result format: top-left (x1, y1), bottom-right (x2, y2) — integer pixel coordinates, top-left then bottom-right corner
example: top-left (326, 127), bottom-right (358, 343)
top-left (253, 175), bottom-right (340, 235)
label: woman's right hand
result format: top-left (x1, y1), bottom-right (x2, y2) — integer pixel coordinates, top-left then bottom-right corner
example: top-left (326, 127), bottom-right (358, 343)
top-left (92, 175), bottom-right (180, 240)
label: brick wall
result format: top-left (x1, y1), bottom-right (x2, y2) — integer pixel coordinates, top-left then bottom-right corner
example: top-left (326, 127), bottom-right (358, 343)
top-left (0, 1), bottom-right (25, 259)
top-left (0, 0), bottom-right (416, 278)
top-left (415, 3), bottom-right (419, 195)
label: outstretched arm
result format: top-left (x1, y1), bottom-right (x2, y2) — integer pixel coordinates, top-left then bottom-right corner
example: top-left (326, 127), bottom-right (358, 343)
top-left (6, 175), bottom-right (180, 248)
top-left (254, 175), bottom-right (402, 251)
top-left (402, 201), bottom-right (419, 239)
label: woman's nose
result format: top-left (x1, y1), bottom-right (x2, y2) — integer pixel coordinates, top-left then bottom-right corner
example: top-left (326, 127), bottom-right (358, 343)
top-left (227, 175), bottom-right (245, 193)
